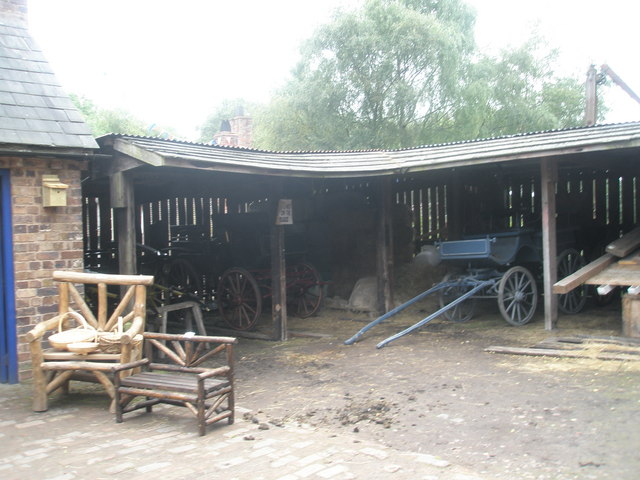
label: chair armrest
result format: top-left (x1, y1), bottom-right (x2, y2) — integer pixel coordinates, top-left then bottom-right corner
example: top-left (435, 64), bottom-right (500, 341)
top-left (198, 366), bottom-right (231, 380)
top-left (112, 358), bottom-right (149, 373)
top-left (25, 315), bottom-right (66, 343)
top-left (120, 316), bottom-right (144, 344)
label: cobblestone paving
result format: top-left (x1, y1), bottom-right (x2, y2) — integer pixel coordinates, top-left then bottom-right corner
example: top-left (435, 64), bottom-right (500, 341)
top-left (0, 383), bottom-right (491, 480)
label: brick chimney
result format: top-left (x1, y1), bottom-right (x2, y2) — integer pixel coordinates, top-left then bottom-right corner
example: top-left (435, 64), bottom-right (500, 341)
top-left (0, 0), bottom-right (28, 25)
top-left (212, 106), bottom-right (253, 148)
top-left (229, 114), bottom-right (253, 148)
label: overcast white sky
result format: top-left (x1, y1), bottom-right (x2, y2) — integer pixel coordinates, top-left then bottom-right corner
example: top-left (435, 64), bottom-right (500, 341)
top-left (28, 0), bottom-right (640, 140)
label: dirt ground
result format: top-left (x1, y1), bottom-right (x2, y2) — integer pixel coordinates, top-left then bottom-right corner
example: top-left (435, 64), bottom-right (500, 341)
top-left (225, 297), bottom-right (640, 480)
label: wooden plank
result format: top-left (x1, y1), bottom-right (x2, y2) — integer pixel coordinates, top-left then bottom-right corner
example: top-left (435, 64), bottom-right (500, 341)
top-left (533, 341), bottom-right (640, 355)
top-left (608, 173), bottom-right (620, 227)
top-left (621, 174), bottom-right (635, 230)
top-left (553, 253), bottom-right (616, 294)
top-left (485, 345), bottom-right (640, 361)
top-left (543, 335), bottom-right (640, 346)
top-left (594, 175), bottom-right (607, 225)
top-left (572, 334), bottom-right (640, 345)
top-left (585, 265), bottom-right (640, 286)
top-left (606, 226), bottom-right (640, 257)
top-left (618, 251), bottom-right (640, 265)
top-left (53, 271), bottom-right (154, 286)
top-left (288, 330), bottom-right (332, 338)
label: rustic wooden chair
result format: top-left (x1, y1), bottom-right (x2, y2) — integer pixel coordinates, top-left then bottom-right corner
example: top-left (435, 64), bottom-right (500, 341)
top-left (113, 332), bottom-right (237, 436)
top-left (25, 271), bottom-right (154, 412)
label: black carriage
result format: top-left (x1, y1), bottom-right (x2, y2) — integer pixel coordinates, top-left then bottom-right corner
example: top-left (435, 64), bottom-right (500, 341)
top-left (345, 228), bottom-right (587, 348)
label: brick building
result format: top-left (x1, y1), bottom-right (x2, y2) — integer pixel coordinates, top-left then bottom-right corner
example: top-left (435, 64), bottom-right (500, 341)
top-left (213, 107), bottom-right (253, 147)
top-left (0, 0), bottom-right (98, 381)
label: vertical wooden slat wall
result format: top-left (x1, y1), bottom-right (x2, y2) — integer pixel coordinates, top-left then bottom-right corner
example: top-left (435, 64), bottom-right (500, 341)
top-left (391, 167), bottom-right (638, 253)
top-left (82, 168), bottom-right (639, 269)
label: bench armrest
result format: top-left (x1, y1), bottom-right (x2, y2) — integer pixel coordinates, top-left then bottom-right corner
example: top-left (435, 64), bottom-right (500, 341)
top-left (25, 315), bottom-right (66, 343)
top-left (198, 366), bottom-right (231, 380)
top-left (112, 358), bottom-right (149, 373)
top-left (120, 316), bottom-right (144, 344)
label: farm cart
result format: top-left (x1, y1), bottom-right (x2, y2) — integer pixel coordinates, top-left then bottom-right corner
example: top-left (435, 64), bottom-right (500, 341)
top-left (85, 221), bottom-right (325, 333)
top-left (141, 215), bottom-right (325, 332)
top-left (217, 262), bottom-right (324, 331)
top-left (345, 229), bottom-right (586, 348)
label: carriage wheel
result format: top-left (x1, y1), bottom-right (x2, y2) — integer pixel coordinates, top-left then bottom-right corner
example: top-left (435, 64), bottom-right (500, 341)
top-left (288, 262), bottom-right (324, 318)
top-left (438, 273), bottom-right (476, 323)
top-left (218, 267), bottom-right (262, 331)
top-left (162, 258), bottom-right (202, 294)
top-left (557, 248), bottom-right (587, 314)
top-left (498, 266), bottom-right (537, 326)
top-left (152, 258), bottom-right (202, 308)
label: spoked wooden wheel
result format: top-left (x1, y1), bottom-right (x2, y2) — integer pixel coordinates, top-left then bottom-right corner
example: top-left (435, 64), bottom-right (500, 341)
top-left (438, 273), bottom-right (476, 323)
top-left (498, 266), bottom-right (538, 326)
top-left (150, 258), bottom-right (203, 313)
top-left (218, 267), bottom-right (262, 330)
top-left (557, 248), bottom-right (587, 314)
top-left (288, 262), bottom-right (324, 318)
top-left (161, 258), bottom-right (202, 297)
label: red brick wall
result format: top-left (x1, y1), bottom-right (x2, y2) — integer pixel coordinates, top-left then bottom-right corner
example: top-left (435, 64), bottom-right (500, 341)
top-left (0, 155), bottom-right (86, 379)
top-left (229, 115), bottom-right (253, 148)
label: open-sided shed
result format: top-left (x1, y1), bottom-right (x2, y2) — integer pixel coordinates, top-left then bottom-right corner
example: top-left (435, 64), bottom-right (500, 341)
top-left (83, 123), bottom-right (640, 339)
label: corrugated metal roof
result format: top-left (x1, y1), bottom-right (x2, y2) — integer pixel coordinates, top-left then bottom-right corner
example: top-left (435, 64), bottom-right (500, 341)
top-left (102, 122), bottom-right (640, 178)
top-left (0, 18), bottom-right (98, 150)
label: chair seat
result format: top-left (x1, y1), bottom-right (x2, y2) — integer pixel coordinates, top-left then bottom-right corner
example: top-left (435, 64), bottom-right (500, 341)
top-left (121, 371), bottom-right (230, 395)
top-left (113, 333), bottom-right (237, 435)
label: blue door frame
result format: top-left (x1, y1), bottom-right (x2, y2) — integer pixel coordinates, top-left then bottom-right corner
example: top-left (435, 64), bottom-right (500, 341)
top-left (0, 169), bottom-right (18, 383)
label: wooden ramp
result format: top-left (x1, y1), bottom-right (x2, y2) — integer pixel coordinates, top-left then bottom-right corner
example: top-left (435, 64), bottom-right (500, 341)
top-left (553, 227), bottom-right (640, 294)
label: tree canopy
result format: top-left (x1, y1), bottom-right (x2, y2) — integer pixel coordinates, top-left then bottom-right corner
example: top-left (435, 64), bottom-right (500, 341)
top-left (70, 94), bottom-right (177, 138)
top-left (254, 0), bottom-right (588, 151)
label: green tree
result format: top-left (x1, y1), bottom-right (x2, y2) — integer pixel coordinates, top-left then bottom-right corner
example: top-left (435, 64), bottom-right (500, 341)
top-left (70, 94), bottom-right (153, 137)
top-left (255, 0), bottom-right (587, 151)
top-left (452, 39), bottom-right (586, 141)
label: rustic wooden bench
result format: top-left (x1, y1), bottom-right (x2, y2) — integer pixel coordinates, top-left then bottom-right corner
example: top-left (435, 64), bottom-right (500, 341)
top-left (113, 332), bottom-right (237, 436)
top-left (25, 271), bottom-right (154, 412)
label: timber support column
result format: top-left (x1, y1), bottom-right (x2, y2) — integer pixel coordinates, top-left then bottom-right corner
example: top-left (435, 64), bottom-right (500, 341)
top-left (376, 177), bottom-right (394, 313)
top-left (540, 158), bottom-right (558, 330)
top-left (449, 169), bottom-right (463, 240)
top-left (270, 180), bottom-right (288, 341)
top-left (270, 223), bottom-right (287, 341)
top-left (111, 171), bottom-right (136, 276)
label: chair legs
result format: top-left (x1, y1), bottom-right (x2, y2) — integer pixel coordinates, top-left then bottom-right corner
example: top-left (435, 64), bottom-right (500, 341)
top-left (32, 373), bottom-right (48, 412)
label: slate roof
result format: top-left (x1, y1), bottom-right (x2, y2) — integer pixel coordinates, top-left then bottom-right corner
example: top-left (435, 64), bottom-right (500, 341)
top-left (0, 15), bottom-right (97, 150)
top-left (100, 122), bottom-right (640, 178)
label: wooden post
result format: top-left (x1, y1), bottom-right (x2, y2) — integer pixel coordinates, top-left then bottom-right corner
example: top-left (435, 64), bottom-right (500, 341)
top-left (449, 169), bottom-right (463, 239)
top-left (622, 294), bottom-right (640, 338)
top-left (376, 178), bottom-right (394, 313)
top-left (270, 180), bottom-right (288, 341)
top-left (111, 171), bottom-right (136, 276)
top-left (585, 65), bottom-right (597, 126)
top-left (271, 223), bottom-right (287, 341)
top-left (541, 158), bottom-right (558, 330)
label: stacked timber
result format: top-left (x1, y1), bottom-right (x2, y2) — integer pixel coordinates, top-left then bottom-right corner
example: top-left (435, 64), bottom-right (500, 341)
top-left (553, 226), bottom-right (640, 337)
